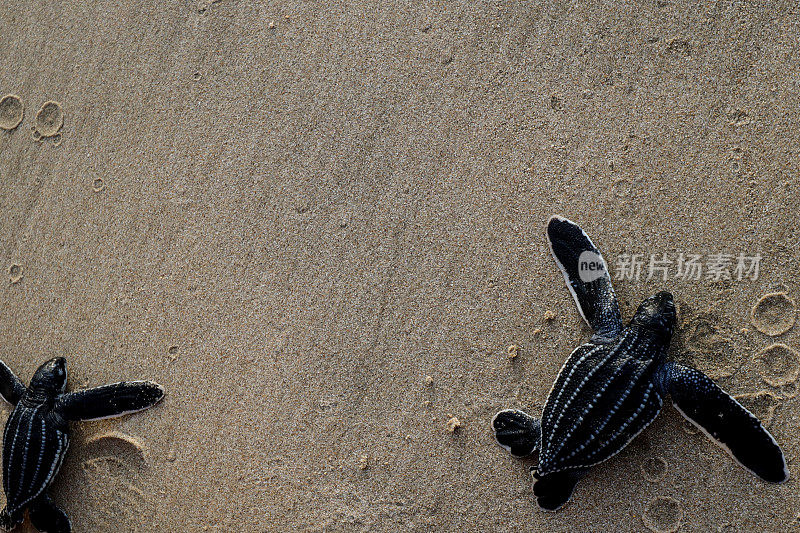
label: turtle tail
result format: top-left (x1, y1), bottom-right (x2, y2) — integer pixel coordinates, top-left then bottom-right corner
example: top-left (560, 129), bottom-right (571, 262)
top-left (491, 409), bottom-right (541, 458)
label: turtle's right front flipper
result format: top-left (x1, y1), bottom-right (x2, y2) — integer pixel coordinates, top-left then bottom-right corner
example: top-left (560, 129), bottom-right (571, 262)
top-left (656, 362), bottom-right (789, 483)
top-left (491, 409), bottom-right (541, 458)
top-left (55, 381), bottom-right (165, 421)
top-left (0, 359), bottom-right (25, 406)
top-left (546, 216), bottom-right (622, 341)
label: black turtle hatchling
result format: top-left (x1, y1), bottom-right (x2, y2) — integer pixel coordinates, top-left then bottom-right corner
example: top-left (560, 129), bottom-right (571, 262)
top-left (0, 356), bottom-right (164, 532)
top-left (492, 216), bottom-right (788, 510)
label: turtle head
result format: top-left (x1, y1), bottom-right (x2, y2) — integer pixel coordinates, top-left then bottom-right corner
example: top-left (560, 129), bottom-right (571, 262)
top-left (29, 357), bottom-right (67, 395)
top-left (631, 291), bottom-right (676, 338)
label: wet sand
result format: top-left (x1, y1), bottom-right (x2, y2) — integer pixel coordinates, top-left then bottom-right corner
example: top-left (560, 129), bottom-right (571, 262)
top-left (1, 1), bottom-right (799, 531)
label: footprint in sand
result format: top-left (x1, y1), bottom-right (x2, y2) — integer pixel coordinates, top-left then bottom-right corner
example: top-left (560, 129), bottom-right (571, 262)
top-left (610, 179), bottom-right (633, 198)
top-left (751, 292), bottom-right (796, 336)
top-left (8, 264), bottom-right (23, 284)
top-left (733, 390), bottom-right (781, 427)
top-left (641, 456), bottom-right (668, 482)
top-left (680, 419), bottom-right (700, 435)
top-left (642, 496), bottom-right (684, 533)
top-left (32, 101), bottom-right (64, 145)
top-left (0, 95), bottom-right (24, 131)
top-left (71, 432), bottom-right (155, 531)
top-left (752, 344), bottom-right (800, 388)
top-left (196, 0), bottom-right (223, 14)
top-left (683, 313), bottom-right (737, 379)
top-left (778, 382), bottom-right (797, 399)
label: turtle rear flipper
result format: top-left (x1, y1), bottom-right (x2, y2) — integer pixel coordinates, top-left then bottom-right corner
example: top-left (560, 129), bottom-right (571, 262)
top-left (29, 495), bottom-right (71, 533)
top-left (491, 409), bottom-right (541, 458)
top-left (532, 468), bottom-right (586, 511)
top-left (0, 507), bottom-right (22, 531)
top-left (546, 216), bottom-right (622, 341)
top-left (55, 381), bottom-right (165, 421)
top-left (656, 362), bottom-right (789, 483)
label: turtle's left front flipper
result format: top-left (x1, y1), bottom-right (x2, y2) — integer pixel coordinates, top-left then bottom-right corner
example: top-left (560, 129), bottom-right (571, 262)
top-left (0, 359), bottom-right (25, 406)
top-left (656, 362), bottom-right (788, 483)
top-left (546, 216), bottom-right (622, 341)
top-left (55, 381), bottom-right (165, 421)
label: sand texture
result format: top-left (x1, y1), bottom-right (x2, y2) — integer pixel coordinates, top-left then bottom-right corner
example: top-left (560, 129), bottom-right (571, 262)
top-left (1, 1), bottom-right (800, 531)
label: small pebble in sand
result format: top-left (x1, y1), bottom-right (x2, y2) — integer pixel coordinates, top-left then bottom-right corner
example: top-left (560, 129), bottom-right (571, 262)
top-left (533, 327), bottom-right (542, 335)
top-left (543, 310), bottom-right (556, 321)
top-left (358, 455), bottom-right (369, 470)
top-left (268, 20), bottom-right (275, 28)
top-left (424, 375), bottom-right (434, 385)
top-left (507, 344), bottom-right (519, 359)
top-left (167, 345), bottom-right (180, 363)
top-left (446, 416), bottom-right (461, 432)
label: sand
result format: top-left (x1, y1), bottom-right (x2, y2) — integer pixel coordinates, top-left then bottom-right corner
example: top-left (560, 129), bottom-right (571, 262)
top-left (1, 1), bottom-right (799, 531)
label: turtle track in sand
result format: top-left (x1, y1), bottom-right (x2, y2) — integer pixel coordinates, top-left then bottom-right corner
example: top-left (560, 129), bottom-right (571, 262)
top-left (72, 432), bottom-right (155, 531)
top-left (642, 496), bottom-right (684, 533)
top-left (8, 264), bottom-right (23, 284)
top-left (679, 313), bottom-right (738, 379)
top-left (32, 101), bottom-right (63, 145)
top-left (752, 344), bottom-right (800, 388)
top-left (751, 292), bottom-right (796, 337)
top-left (0, 95), bottom-right (24, 131)
top-left (733, 390), bottom-right (781, 427)
top-left (641, 456), bottom-right (668, 482)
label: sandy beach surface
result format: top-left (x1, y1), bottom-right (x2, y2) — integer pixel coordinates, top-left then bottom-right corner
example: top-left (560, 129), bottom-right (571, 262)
top-left (1, 1), bottom-right (799, 531)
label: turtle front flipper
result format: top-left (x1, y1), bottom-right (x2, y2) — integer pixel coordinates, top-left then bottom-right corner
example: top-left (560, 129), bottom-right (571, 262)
top-left (546, 216), bottom-right (622, 341)
top-left (29, 494), bottom-right (71, 533)
top-left (0, 359), bottom-right (25, 406)
top-left (656, 362), bottom-right (789, 483)
top-left (54, 381), bottom-right (164, 421)
top-left (532, 468), bottom-right (587, 511)
top-left (491, 409), bottom-right (541, 458)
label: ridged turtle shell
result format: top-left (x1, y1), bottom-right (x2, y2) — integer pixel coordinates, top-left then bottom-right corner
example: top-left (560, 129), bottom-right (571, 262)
top-left (538, 328), bottom-right (664, 475)
top-left (2, 403), bottom-right (69, 514)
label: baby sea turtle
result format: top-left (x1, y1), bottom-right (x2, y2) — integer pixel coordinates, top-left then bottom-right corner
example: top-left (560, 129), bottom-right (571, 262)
top-left (491, 216), bottom-right (788, 511)
top-left (0, 356), bottom-right (164, 532)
